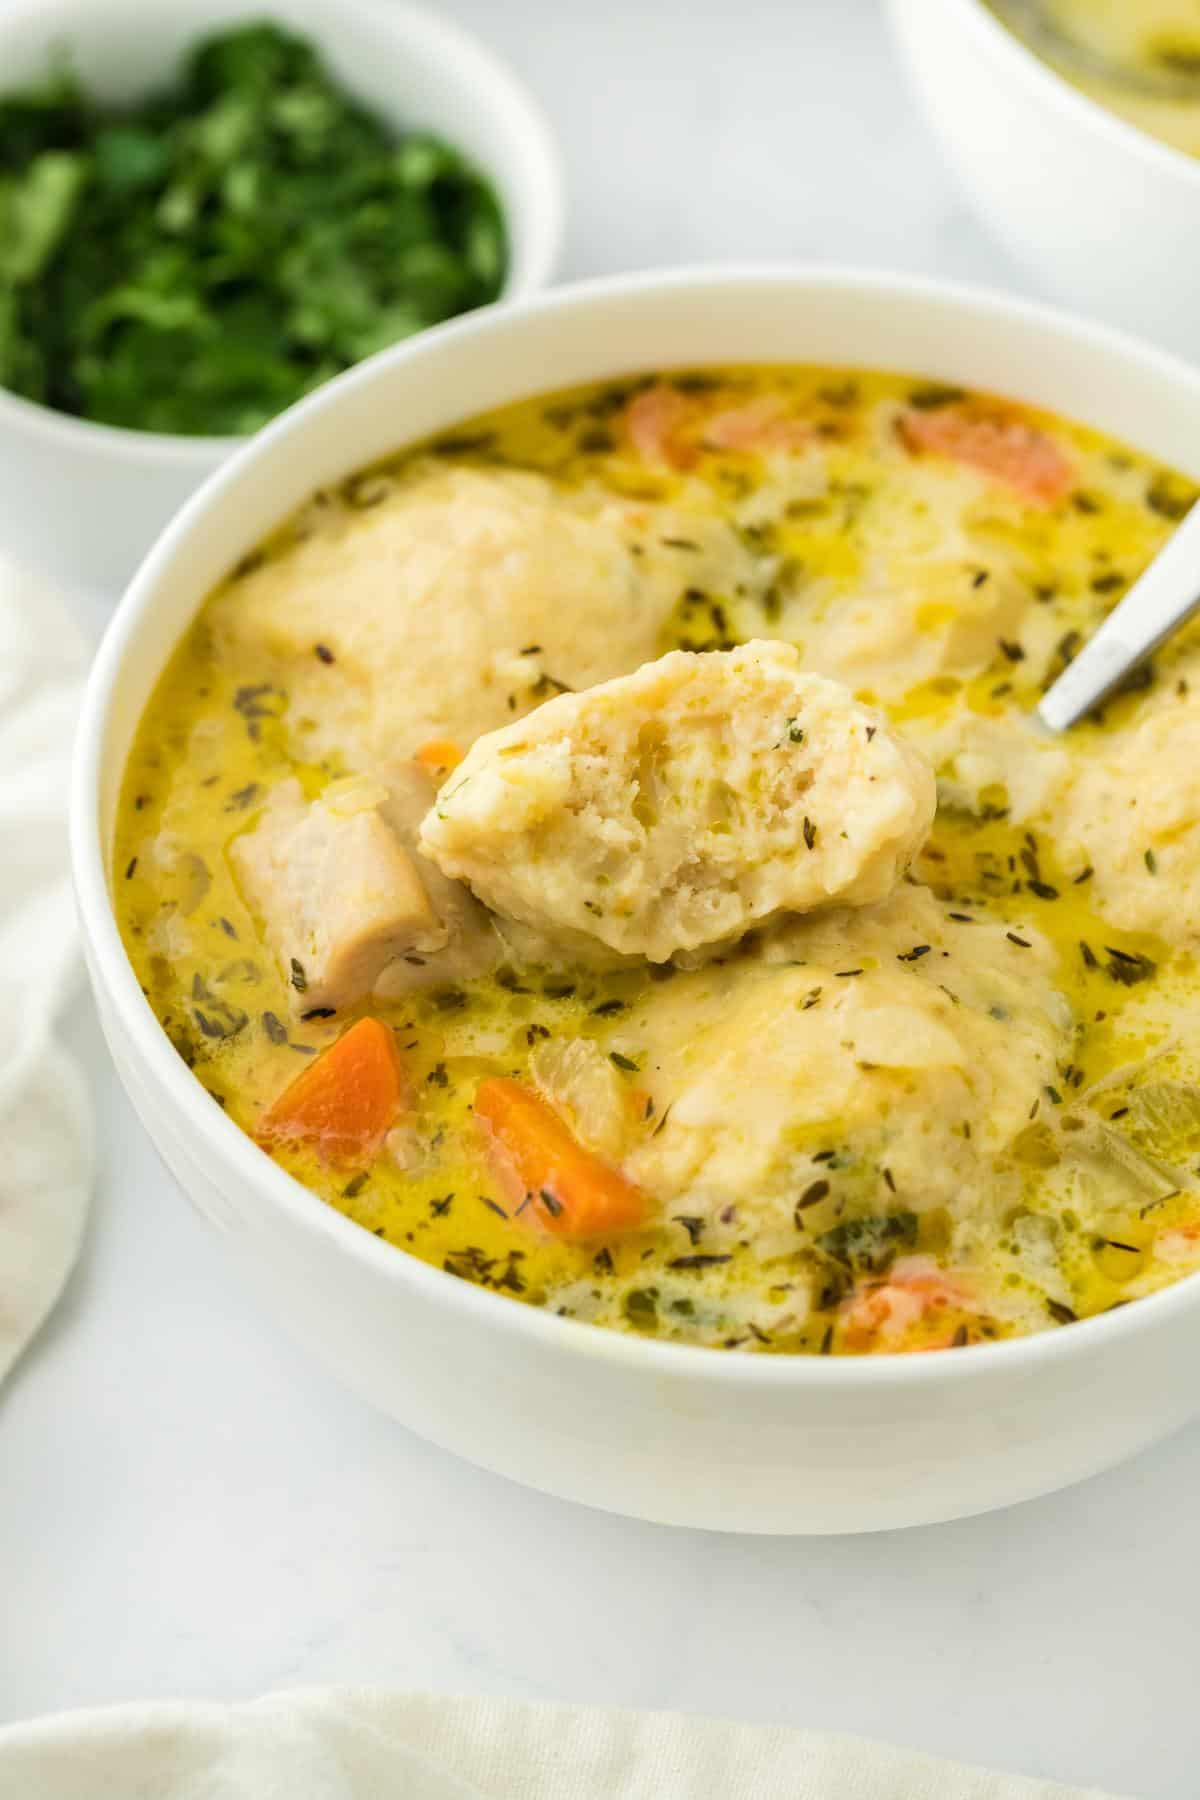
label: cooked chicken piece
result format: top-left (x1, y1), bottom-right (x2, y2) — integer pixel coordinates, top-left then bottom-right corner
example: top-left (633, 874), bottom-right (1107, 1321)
top-left (419, 641), bottom-right (935, 962)
top-left (231, 766), bottom-right (500, 1013)
top-left (371, 761), bottom-right (500, 998)
top-left (231, 777), bottom-right (445, 1013)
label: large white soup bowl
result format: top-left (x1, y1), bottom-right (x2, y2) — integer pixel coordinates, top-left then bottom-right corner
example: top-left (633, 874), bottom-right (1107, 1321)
top-left (71, 268), bottom-right (1200, 1534)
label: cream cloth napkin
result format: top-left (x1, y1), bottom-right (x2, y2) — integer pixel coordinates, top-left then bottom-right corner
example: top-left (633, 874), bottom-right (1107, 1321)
top-left (0, 1691), bottom-right (1128, 1798)
top-left (0, 556), bottom-right (94, 1385)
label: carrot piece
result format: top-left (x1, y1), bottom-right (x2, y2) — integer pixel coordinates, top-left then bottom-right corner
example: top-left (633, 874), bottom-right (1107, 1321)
top-left (898, 404), bottom-right (1073, 507)
top-left (415, 739), bottom-right (465, 777)
top-left (624, 385), bottom-right (697, 470)
top-left (259, 1017), bottom-right (408, 1164)
top-left (474, 1076), bottom-right (646, 1240)
top-left (839, 1256), bottom-right (973, 1353)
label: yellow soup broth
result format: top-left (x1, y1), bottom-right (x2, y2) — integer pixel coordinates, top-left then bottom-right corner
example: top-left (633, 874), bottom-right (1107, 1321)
top-left (114, 366), bottom-right (1200, 1354)
top-left (990, 0), bottom-right (1200, 158)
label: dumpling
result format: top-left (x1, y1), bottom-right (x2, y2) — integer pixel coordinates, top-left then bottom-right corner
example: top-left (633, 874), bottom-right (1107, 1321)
top-left (419, 640), bottom-right (935, 962)
top-left (208, 461), bottom-right (755, 766)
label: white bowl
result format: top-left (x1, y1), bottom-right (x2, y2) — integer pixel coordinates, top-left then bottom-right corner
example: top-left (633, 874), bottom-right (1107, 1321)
top-left (886, 0), bottom-right (1200, 364)
top-left (0, 0), bottom-right (561, 595)
top-left (71, 266), bottom-right (1200, 1534)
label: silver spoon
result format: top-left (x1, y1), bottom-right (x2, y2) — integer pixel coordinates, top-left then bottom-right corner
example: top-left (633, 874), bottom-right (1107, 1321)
top-left (997, 0), bottom-right (1200, 101)
top-left (1038, 501), bottom-right (1200, 730)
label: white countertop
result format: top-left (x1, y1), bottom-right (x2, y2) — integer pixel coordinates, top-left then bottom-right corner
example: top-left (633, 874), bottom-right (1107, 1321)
top-left (3, 2), bottom-right (1198, 1792)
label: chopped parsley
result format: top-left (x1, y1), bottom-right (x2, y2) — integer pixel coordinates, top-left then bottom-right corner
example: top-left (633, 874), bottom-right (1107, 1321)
top-left (0, 23), bottom-right (507, 434)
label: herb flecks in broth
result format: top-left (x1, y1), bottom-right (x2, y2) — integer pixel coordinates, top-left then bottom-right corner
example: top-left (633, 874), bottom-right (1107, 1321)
top-left (114, 365), bottom-right (1200, 1355)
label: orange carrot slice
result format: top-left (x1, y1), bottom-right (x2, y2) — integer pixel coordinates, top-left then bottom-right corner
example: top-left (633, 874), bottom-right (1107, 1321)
top-left (474, 1076), bottom-right (646, 1240)
top-left (415, 739), bottom-right (465, 778)
top-left (624, 386), bottom-right (697, 470)
top-left (702, 397), bottom-right (811, 454)
top-left (839, 1256), bottom-right (974, 1353)
top-left (259, 1017), bottom-right (409, 1164)
top-left (899, 404), bottom-right (1073, 507)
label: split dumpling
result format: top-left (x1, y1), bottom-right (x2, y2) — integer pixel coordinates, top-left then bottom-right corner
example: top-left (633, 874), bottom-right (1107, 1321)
top-left (419, 640), bottom-right (936, 962)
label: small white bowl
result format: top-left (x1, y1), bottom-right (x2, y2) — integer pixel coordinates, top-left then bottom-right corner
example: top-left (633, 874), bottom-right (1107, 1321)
top-left (0, 0), bottom-right (561, 595)
top-left (887, 0), bottom-right (1200, 363)
top-left (71, 266), bottom-right (1200, 1534)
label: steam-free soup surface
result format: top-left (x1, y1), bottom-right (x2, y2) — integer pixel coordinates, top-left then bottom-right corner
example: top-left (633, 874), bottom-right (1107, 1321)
top-left (115, 365), bottom-right (1200, 1354)
top-left (990, 0), bottom-right (1200, 158)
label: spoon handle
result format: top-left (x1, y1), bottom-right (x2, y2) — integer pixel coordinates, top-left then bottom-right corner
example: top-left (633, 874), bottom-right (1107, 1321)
top-left (1038, 504), bottom-right (1200, 731)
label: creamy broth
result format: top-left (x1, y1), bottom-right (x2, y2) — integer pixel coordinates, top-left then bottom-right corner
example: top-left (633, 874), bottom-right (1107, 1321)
top-left (114, 366), bottom-right (1200, 1354)
top-left (990, 0), bottom-right (1200, 158)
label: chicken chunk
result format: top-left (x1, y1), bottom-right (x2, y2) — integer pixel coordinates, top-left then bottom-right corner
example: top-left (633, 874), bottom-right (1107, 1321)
top-left (371, 761), bottom-right (501, 998)
top-left (231, 777), bottom-right (445, 1012)
top-left (231, 766), bottom-right (499, 1013)
top-left (419, 641), bottom-right (935, 962)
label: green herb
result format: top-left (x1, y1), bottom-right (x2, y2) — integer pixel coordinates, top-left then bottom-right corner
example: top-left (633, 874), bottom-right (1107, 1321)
top-left (1104, 947), bottom-right (1156, 986)
top-left (622, 1287), bottom-right (658, 1330)
top-left (609, 1050), bottom-right (640, 1072)
top-left (0, 23), bottom-right (507, 434)
top-left (794, 1178), bottom-right (830, 1222)
top-left (817, 1211), bottom-right (917, 1274)
top-left (190, 972), bottom-right (246, 1041)
top-left (1146, 472), bottom-right (1197, 521)
top-left (907, 383), bottom-right (966, 411)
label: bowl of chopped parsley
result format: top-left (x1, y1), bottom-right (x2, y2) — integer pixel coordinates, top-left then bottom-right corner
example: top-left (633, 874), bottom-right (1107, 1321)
top-left (0, 0), bottom-right (561, 591)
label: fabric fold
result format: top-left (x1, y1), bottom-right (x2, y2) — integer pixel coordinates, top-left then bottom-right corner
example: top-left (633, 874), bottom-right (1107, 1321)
top-left (0, 557), bottom-right (94, 1388)
top-left (0, 1690), bottom-right (1127, 1799)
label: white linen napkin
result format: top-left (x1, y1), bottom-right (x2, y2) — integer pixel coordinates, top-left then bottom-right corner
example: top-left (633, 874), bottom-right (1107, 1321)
top-left (0, 556), bottom-right (94, 1386)
top-left (0, 1691), bottom-right (1128, 1797)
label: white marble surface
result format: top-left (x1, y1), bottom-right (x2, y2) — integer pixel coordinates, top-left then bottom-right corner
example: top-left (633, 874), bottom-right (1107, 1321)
top-left (3, 1), bottom-right (1198, 1793)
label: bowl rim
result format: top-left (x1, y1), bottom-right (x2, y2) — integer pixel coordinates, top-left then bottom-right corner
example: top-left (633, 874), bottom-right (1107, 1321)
top-left (71, 260), bottom-right (1200, 1394)
top-left (0, 0), bottom-right (563, 464)
top-left (941, 0), bottom-right (1200, 186)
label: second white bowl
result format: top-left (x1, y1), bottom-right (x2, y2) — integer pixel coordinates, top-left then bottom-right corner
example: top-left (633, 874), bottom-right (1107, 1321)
top-left (887, 0), bottom-right (1200, 365)
top-left (0, 0), bottom-right (561, 595)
